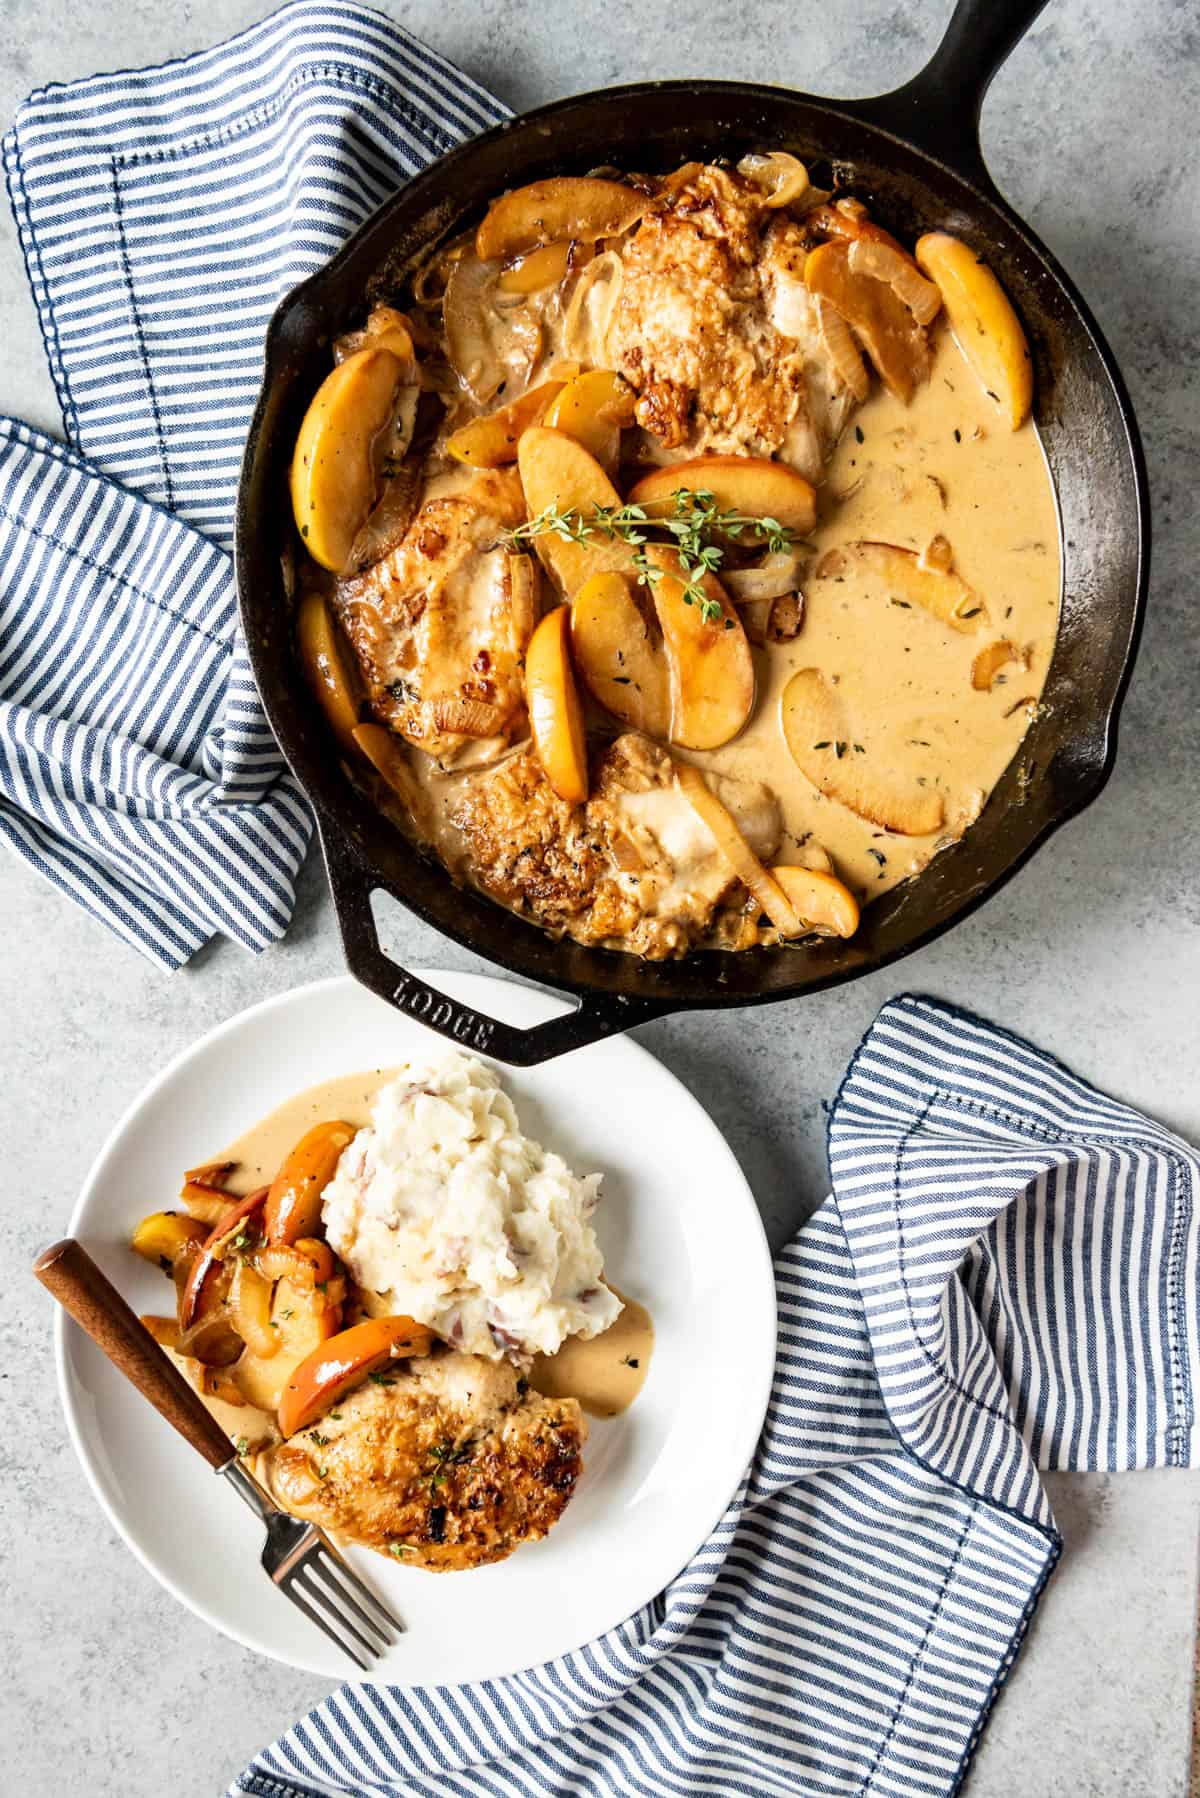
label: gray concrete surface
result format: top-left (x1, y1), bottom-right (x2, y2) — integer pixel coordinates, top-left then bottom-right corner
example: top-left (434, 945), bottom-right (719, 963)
top-left (1, 1), bottom-right (1197, 1792)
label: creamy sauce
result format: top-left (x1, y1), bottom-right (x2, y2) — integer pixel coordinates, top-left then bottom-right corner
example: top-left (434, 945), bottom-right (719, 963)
top-left (707, 330), bottom-right (1061, 900)
top-left (531, 1287), bottom-right (654, 1418)
top-left (208, 1069), bottom-right (651, 1415)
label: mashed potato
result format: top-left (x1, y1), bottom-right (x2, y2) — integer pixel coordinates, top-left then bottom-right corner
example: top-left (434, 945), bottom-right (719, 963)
top-left (321, 1051), bottom-right (622, 1359)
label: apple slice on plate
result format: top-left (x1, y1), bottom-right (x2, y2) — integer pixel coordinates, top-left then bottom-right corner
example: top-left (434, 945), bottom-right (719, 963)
top-left (278, 1316), bottom-right (436, 1438)
top-left (571, 571), bottom-right (672, 739)
top-left (263, 1120), bottom-right (356, 1246)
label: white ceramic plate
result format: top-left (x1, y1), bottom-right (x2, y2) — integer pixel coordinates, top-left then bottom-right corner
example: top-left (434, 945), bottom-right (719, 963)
top-left (56, 971), bottom-right (776, 1685)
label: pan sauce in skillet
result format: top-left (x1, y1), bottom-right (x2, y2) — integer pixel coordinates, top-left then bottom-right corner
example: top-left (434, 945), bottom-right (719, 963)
top-left (289, 159), bottom-right (1061, 959)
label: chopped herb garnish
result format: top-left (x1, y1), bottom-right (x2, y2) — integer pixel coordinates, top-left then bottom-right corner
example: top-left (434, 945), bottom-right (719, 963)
top-left (960, 606), bottom-right (982, 619)
top-left (280, 1308), bottom-right (295, 1321)
top-left (309, 1431), bottom-right (330, 1447)
top-left (890, 598), bottom-right (911, 609)
top-left (853, 743), bottom-right (866, 755)
top-left (868, 848), bottom-right (887, 867)
top-left (329, 1410), bottom-right (343, 1420)
top-left (315, 1281), bottom-right (327, 1293)
top-left (620, 1355), bottom-right (640, 1369)
top-left (834, 741), bottom-right (847, 759)
top-left (953, 428), bottom-right (962, 443)
top-left (612, 676), bottom-right (631, 685)
top-left (235, 1437), bottom-right (250, 1457)
top-left (368, 1370), bottom-right (397, 1386)
top-left (854, 424), bottom-right (865, 444)
top-left (813, 740), bottom-right (831, 750)
top-left (388, 1542), bottom-right (414, 1558)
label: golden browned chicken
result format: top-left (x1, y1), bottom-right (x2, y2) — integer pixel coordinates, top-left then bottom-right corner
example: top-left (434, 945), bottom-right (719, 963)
top-left (257, 1351), bottom-right (585, 1570)
top-left (601, 166), bottom-right (859, 479)
top-left (334, 466), bottom-right (535, 762)
top-left (446, 732), bottom-right (781, 959)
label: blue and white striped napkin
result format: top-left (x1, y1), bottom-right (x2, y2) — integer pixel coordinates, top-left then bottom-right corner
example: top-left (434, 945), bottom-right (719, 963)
top-left (0, 0), bottom-right (506, 965)
top-left (234, 995), bottom-right (1200, 1798)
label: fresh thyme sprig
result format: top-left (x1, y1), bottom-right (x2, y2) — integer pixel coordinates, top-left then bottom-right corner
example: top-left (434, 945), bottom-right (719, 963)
top-left (504, 487), bottom-right (798, 627)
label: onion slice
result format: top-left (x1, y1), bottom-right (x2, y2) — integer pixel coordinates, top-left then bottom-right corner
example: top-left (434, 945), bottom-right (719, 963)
top-left (562, 252), bottom-right (623, 368)
top-left (675, 762), bottom-right (803, 937)
top-left (848, 238), bottom-right (943, 327)
top-left (443, 253), bottom-right (504, 403)
top-left (724, 548), bottom-right (806, 603)
top-left (737, 151), bottom-right (811, 209)
top-left (813, 296), bottom-right (871, 402)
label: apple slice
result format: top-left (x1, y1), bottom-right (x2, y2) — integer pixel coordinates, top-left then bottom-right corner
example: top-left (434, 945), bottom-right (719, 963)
top-left (675, 762), bottom-right (803, 936)
top-left (542, 370), bottom-right (636, 474)
top-left (517, 426), bottom-right (634, 598)
top-left (263, 1121), bottom-right (356, 1246)
top-left (178, 1187), bottom-right (268, 1335)
top-left (804, 241), bottom-right (930, 402)
top-left (821, 539), bottom-right (985, 632)
top-left (915, 232), bottom-right (1033, 429)
top-left (972, 638), bottom-right (1023, 692)
top-left (476, 177), bottom-right (648, 262)
top-left (234, 1277), bottom-right (343, 1415)
top-left (131, 1211), bottom-right (208, 1275)
top-left (628, 456), bottom-right (817, 537)
top-left (780, 669), bottom-right (945, 836)
top-left (297, 591), bottom-right (363, 756)
top-left (525, 607), bottom-right (589, 804)
top-left (446, 379), bottom-right (567, 468)
top-left (290, 345), bottom-right (403, 572)
top-left (571, 571), bottom-right (671, 739)
top-left (643, 546), bottom-right (755, 750)
top-left (772, 866), bottom-right (860, 938)
top-left (277, 1316), bottom-right (436, 1438)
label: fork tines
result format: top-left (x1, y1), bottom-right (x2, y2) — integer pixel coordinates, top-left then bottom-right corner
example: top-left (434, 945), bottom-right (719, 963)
top-left (274, 1528), bottom-right (404, 1671)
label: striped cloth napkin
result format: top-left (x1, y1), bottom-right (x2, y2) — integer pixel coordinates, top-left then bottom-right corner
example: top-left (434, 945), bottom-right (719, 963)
top-left (234, 995), bottom-right (1200, 1798)
top-left (0, 0), bottom-right (506, 965)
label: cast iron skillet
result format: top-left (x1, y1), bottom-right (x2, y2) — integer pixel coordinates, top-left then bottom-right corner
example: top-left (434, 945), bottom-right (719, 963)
top-left (237, 0), bottom-right (1149, 1064)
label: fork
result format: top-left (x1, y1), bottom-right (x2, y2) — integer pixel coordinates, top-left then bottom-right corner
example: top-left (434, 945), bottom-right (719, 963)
top-left (34, 1237), bottom-right (403, 1671)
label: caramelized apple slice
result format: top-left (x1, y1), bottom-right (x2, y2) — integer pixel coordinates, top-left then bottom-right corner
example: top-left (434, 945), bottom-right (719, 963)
top-left (805, 241), bottom-right (930, 402)
top-left (517, 426), bottom-right (633, 598)
top-left (526, 606), bottom-right (589, 804)
top-left (263, 1121), bottom-right (356, 1246)
top-left (821, 539), bottom-right (984, 632)
top-left (915, 232), bottom-right (1033, 429)
top-left (278, 1315), bottom-right (436, 1438)
top-left (230, 1259), bottom-right (277, 1358)
top-left (570, 571), bottom-right (672, 739)
top-left (297, 591), bottom-right (363, 755)
top-left (446, 379), bottom-right (568, 468)
top-left (972, 638), bottom-right (1023, 691)
top-left (628, 456), bottom-right (817, 537)
top-left (497, 239), bottom-right (575, 294)
top-left (290, 346), bottom-right (403, 572)
top-left (542, 370), bottom-right (636, 474)
top-left (234, 1276), bottom-right (342, 1415)
top-left (179, 1187), bottom-right (268, 1335)
top-left (772, 866), bottom-right (860, 938)
top-left (675, 763), bottom-right (803, 936)
top-left (642, 546), bottom-right (755, 751)
top-left (780, 669), bottom-right (945, 836)
top-left (131, 1211), bottom-right (209, 1275)
top-left (476, 178), bottom-right (648, 262)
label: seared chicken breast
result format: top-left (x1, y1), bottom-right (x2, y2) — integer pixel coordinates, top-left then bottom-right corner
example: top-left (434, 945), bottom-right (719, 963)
top-left (257, 1351), bottom-right (585, 1570)
top-left (602, 166), bottom-right (858, 479)
top-left (447, 733), bottom-right (781, 959)
top-left (334, 467), bottom-right (534, 761)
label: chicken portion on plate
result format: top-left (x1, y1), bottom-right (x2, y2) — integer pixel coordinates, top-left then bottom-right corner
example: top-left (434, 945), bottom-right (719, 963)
top-left (334, 467), bottom-right (535, 762)
top-left (257, 1351), bottom-right (586, 1571)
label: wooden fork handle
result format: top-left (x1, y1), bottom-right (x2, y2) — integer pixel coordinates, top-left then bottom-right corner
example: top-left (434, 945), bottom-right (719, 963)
top-left (34, 1238), bottom-right (235, 1471)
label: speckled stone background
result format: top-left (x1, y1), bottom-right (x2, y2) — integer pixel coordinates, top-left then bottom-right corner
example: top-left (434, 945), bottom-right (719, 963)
top-left (1, 1), bottom-right (1197, 1793)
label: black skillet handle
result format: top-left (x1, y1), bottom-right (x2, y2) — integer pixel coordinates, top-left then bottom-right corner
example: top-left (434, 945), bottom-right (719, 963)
top-left (844, 0), bottom-right (1050, 190)
top-left (318, 819), bottom-right (668, 1066)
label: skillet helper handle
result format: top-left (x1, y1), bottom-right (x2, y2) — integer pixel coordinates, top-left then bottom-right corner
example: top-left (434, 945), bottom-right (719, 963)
top-left (34, 1238), bottom-right (235, 1472)
top-left (319, 823), bottom-right (668, 1066)
top-left (847, 0), bottom-right (1051, 187)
